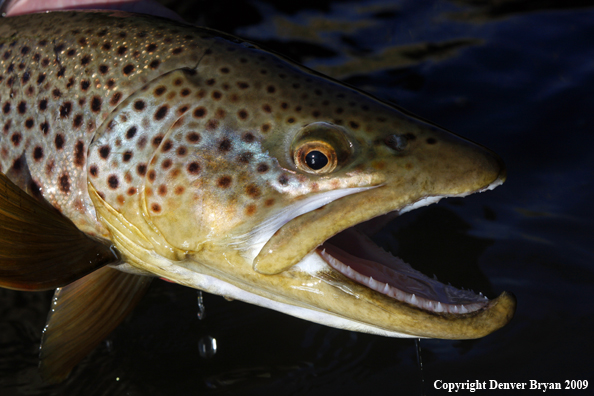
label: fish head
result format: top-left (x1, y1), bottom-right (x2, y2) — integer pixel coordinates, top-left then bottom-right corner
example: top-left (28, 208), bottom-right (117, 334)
top-left (90, 36), bottom-right (514, 339)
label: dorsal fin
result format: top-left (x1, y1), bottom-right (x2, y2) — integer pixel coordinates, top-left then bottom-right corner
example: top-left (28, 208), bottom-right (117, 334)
top-left (0, 172), bottom-right (119, 291)
top-left (39, 266), bottom-right (152, 383)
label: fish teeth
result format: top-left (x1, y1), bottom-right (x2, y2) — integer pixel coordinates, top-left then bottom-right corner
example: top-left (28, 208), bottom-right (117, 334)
top-left (436, 302), bottom-right (444, 313)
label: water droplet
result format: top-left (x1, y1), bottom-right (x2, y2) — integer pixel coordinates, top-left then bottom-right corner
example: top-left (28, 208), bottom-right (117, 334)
top-left (197, 290), bottom-right (205, 320)
top-left (198, 336), bottom-right (217, 358)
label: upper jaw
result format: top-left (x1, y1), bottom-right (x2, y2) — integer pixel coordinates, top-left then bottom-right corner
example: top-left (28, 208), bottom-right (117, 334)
top-left (249, 171), bottom-right (514, 338)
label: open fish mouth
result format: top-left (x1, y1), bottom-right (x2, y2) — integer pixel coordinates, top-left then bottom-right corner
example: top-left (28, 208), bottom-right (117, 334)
top-left (318, 225), bottom-right (488, 315)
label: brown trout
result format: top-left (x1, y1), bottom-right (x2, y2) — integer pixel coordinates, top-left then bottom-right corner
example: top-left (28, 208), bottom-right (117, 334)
top-left (0, 11), bottom-right (515, 382)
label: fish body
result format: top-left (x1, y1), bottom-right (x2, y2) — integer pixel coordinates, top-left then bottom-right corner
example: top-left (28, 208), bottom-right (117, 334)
top-left (0, 11), bottom-right (514, 381)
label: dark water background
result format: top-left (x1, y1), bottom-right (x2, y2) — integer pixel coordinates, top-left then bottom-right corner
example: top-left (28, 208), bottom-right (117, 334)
top-left (1, 0), bottom-right (594, 394)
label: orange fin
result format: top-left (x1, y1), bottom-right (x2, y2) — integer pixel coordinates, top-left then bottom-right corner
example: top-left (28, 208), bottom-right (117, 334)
top-left (0, 172), bottom-right (119, 291)
top-left (39, 266), bottom-right (152, 383)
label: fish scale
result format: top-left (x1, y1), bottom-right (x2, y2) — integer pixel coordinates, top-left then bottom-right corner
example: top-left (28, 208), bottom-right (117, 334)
top-left (0, 11), bottom-right (209, 236)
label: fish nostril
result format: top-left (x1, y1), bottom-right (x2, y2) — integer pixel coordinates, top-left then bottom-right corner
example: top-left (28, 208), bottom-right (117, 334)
top-left (384, 134), bottom-right (408, 152)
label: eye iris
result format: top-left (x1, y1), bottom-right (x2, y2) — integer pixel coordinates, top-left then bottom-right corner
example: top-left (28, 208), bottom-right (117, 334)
top-left (305, 150), bottom-right (328, 170)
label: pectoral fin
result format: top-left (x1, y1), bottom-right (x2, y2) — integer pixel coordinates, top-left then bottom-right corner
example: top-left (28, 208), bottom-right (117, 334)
top-left (0, 172), bottom-right (118, 291)
top-left (39, 266), bottom-right (152, 383)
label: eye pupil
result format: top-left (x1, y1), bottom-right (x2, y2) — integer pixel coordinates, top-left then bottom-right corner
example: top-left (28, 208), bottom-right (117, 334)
top-left (305, 150), bottom-right (328, 170)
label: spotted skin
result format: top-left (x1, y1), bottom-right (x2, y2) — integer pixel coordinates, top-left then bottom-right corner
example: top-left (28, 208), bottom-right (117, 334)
top-left (0, 11), bottom-right (513, 341)
top-left (0, 11), bottom-right (209, 236)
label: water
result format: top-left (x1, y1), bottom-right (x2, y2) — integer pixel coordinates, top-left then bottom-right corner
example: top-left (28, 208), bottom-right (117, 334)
top-left (1, 0), bottom-right (594, 394)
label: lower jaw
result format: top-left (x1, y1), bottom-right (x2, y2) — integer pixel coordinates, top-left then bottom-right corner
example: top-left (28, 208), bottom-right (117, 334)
top-left (316, 227), bottom-right (490, 315)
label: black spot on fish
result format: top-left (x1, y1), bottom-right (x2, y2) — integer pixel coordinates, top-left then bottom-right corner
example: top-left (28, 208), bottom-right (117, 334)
top-left (81, 80), bottom-right (90, 91)
top-left (126, 126), bottom-right (137, 139)
top-left (33, 146), bottom-right (43, 161)
top-left (193, 107), bottom-right (206, 118)
top-left (107, 175), bottom-right (119, 189)
top-left (218, 138), bottom-right (232, 153)
top-left (147, 43), bottom-right (157, 52)
top-left (137, 164), bottom-right (147, 176)
top-left (187, 132), bottom-right (200, 143)
top-left (152, 135), bottom-right (163, 147)
top-left (73, 114), bottom-right (83, 128)
top-left (40, 122), bottom-right (49, 135)
top-left (60, 102), bottom-right (72, 118)
top-left (117, 46), bottom-right (127, 55)
top-left (52, 88), bottom-right (62, 98)
top-left (123, 151), bottom-right (132, 162)
top-left (89, 165), bottom-right (98, 177)
top-left (99, 145), bottom-right (110, 159)
top-left (25, 118), bottom-right (34, 129)
top-left (257, 163), bottom-right (269, 173)
top-left (59, 174), bottom-right (70, 193)
top-left (91, 96), bottom-right (102, 113)
top-left (134, 100), bottom-right (145, 111)
top-left (242, 133), bottom-right (255, 143)
top-left (154, 86), bottom-right (166, 96)
top-left (161, 141), bottom-right (173, 152)
top-left (99, 64), bottom-right (109, 74)
top-left (11, 133), bottom-right (21, 146)
top-left (217, 176), bottom-right (232, 188)
top-left (187, 162), bottom-right (200, 175)
top-left (39, 99), bottom-right (47, 111)
top-left (278, 175), bottom-right (289, 185)
top-left (17, 101), bottom-right (26, 114)
top-left (149, 60), bottom-right (160, 69)
top-left (154, 105), bottom-right (168, 120)
top-left (2, 102), bottom-right (10, 114)
top-left (110, 92), bottom-right (122, 106)
top-left (122, 64), bottom-right (135, 76)
top-left (74, 141), bottom-right (85, 167)
top-left (55, 134), bottom-right (65, 150)
top-left (246, 184), bottom-right (261, 198)
top-left (81, 55), bottom-right (91, 66)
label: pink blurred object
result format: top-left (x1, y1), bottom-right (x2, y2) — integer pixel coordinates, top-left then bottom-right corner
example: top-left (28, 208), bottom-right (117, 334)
top-left (2, 0), bottom-right (184, 21)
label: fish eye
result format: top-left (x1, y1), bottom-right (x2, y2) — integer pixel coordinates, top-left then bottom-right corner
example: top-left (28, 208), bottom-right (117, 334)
top-left (295, 141), bottom-right (337, 174)
top-left (305, 150), bottom-right (328, 170)
top-left (291, 122), bottom-right (355, 175)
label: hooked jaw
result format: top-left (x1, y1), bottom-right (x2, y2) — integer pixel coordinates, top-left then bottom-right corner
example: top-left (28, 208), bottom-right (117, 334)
top-left (244, 131), bottom-right (514, 339)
